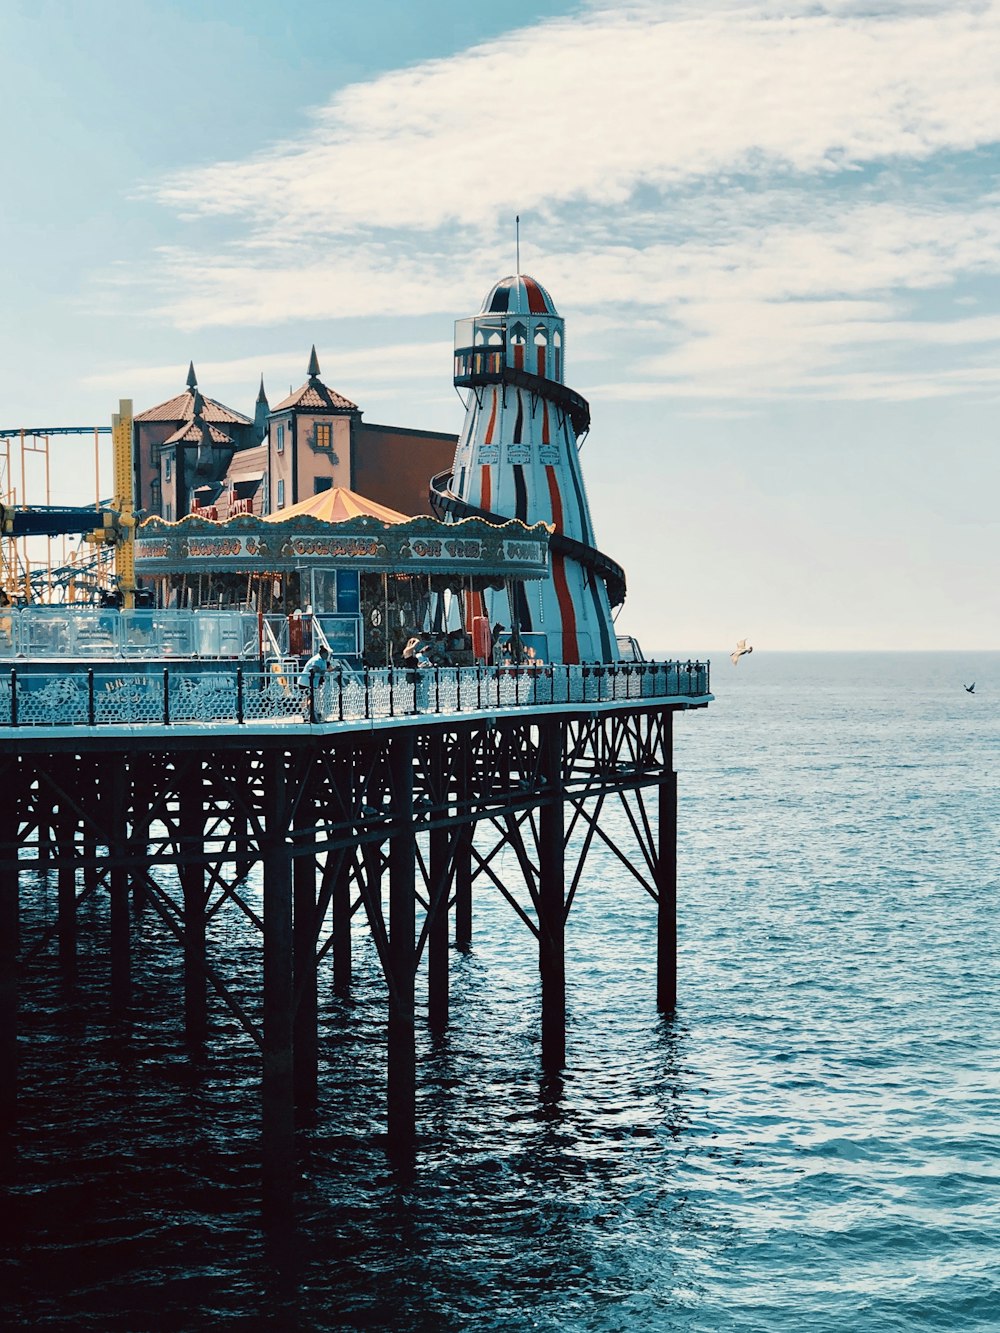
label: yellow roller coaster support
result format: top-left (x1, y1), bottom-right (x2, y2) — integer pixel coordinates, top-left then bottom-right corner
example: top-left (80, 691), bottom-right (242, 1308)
top-left (112, 398), bottom-right (136, 609)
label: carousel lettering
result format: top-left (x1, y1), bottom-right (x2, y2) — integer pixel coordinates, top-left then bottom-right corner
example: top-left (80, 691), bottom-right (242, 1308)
top-left (137, 540), bottom-right (171, 559)
top-left (187, 538), bottom-right (245, 558)
top-left (291, 537), bottom-right (380, 557)
top-left (444, 539), bottom-right (482, 559)
top-left (410, 539), bottom-right (443, 558)
top-left (504, 540), bottom-right (544, 562)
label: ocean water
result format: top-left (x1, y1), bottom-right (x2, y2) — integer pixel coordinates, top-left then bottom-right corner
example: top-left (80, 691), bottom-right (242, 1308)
top-left (3, 651), bottom-right (1000, 1330)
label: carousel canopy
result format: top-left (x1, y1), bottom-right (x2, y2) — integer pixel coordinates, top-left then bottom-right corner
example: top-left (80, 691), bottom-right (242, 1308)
top-left (135, 509), bottom-right (551, 582)
top-left (262, 486), bottom-right (409, 526)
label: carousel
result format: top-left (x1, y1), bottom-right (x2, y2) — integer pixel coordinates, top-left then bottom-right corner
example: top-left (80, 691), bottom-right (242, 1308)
top-left (133, 486), bottom-right (551, 668)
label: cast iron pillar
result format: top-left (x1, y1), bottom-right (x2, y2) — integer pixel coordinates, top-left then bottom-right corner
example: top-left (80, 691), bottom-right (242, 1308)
top-left (332, 816), bottom-right (353, 997)
top-left (538, 719), bottom-right (566, 1069)
top-left (656, 710), bottom-right (678, 1013)
top-left (454, 733), bottom-right (472, 950)
top-left (0, 759), bottom-right (18, 1129)
top-left (56, 791), bottom-right (77, 987)
top-left (180, 762), bottom-right (207, 1044)
top-left (262, 749), bottom-right (295, 1224)
top-left (109, 761), bottom-right (130, 1020)
top-left (293, 764), bottom-right (318, 1115)
top-left (387, 730), bottom-right (417, 1147)
top-left (427, 740), bottom-right (449, 1030)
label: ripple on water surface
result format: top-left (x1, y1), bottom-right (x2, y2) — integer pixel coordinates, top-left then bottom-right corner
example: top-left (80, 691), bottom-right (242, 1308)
top-left (3, 652), bottom-right (1000, 1330)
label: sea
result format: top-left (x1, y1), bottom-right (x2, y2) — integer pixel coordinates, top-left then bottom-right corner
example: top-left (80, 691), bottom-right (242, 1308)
top-left (2, 651), bottom-right (999, 1331)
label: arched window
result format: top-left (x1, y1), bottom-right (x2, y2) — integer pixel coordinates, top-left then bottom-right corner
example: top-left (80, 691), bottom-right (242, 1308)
top-left (534, 323), bottom-right (548, 376)
top-left (510, 321), bottom-right (527, 370)
top-left (553, 329), bottom-right (562, 381)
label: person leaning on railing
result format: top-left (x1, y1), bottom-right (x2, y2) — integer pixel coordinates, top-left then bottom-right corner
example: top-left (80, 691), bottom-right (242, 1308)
top-left (297, 645), bottom-right (330, 704)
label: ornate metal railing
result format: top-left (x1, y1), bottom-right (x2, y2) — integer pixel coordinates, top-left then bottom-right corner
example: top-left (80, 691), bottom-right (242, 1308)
top-left (0, 661), bottom-right (710, 730)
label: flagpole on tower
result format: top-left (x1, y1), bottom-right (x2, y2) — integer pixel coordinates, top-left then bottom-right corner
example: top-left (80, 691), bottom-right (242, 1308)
top-left (516, 215), bottom-right (520, 274)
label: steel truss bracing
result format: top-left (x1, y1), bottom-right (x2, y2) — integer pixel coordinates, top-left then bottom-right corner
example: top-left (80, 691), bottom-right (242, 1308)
top-left (0, 703), bottom-right (683, 1217)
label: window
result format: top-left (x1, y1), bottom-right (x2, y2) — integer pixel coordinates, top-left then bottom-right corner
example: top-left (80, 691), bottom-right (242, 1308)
top-left (314, 476), bottom-right (332, 494)
top-left (164, 453), bottom-right (172, 482)
top-left (315, 423), bottom-right (331, 450)
top-left (277, 478), bottom-right (285, 509)
top-left (276, 424), bottom-right (285, 454)
top-left (165, 502), bottom-right (173, 521)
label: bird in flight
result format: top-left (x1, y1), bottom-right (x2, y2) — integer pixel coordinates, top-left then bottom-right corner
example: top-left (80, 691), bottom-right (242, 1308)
top-left (964, 682), bottom-right (976, 693)
top-left (731, 639), bottom-right (753, 666)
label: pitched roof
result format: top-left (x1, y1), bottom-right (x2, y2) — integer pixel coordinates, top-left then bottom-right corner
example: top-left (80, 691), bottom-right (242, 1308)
top-left (135, 389), bottom-right (251, 425)
top-left (271, 345), bottom-right (358, 413)
top-left (271, 381), bottom-right (358, 413)
top-left (162, 419), bottom-right (235, 447)
top-left (262, 486), bottom-right (409, 525)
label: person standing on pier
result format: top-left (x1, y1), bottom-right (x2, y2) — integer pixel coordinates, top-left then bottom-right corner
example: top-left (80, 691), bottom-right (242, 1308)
top-left (298, 644), bottom-right (331, 715)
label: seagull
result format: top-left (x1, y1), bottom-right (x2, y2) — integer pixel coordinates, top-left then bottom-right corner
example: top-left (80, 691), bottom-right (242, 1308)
top-left (964, 682), bottom-right (976, 694)
top-left (731, 639), bottom-right (753, 666)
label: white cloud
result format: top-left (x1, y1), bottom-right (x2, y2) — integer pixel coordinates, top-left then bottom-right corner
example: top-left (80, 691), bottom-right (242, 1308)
top-left (125, 0), bottom-right (1000, 404)
top-left (149, 1), bottom-right (1000, 237)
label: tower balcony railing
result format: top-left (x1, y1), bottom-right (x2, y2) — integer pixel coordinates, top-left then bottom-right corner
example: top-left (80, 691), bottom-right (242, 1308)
top-left (0, 660), bottom-right (711, 731)
top-left (452, 349), bottom-right (591, 435)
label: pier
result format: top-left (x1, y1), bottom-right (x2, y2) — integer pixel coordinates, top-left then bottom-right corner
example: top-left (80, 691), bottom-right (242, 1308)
top-left (0, 661), bottom-right (708, 1219)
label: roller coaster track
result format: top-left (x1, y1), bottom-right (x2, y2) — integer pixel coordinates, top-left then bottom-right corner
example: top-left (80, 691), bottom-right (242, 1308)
top-left (429, 471), bottom-right (626, 609)
top-left (0, 504), bottom-right (116, 539)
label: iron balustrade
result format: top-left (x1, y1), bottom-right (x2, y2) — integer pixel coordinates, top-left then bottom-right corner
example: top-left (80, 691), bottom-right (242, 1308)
top-left (0, 661), bottom-right (711, 730)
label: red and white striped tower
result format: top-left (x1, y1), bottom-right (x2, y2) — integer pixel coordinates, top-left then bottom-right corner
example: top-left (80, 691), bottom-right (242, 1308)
top-left (432, 274), bottom-right (624, 664)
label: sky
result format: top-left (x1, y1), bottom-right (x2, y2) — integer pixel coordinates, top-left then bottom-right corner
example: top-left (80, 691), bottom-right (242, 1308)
top-left (2, 0), bottom-right (999, 652)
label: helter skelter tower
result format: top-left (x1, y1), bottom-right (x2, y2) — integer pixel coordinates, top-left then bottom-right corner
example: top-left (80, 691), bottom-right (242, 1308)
top-left (431, 273), bottom-right (625, 664)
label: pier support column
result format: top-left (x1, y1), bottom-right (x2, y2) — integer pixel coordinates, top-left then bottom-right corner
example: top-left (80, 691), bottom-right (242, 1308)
top-left (36, 788), bottom-right (53, 869)
top-left (0, 760), bottom-right (18, 1130)
top-left (656, 711), bottom-right (678, 1014)
top-left (454, 826), bottom-right (472, 950)
top-left (262, 750), bottom-right (295, 1224)
top-left (131, 761), bottom-right (154, 912)
top-left (56, 790), bottom-right (77, 987)
top-left (387, 730), bottom-right (416, 1147)
top-left (428, 740), bottom-right (449, 1030)
top-left (234, 755), bottom-right (253, 881)
top-left (454, 733), bottom-right (472, 949)
top-left (110, 762), bottom-right (130, 1020)
top-left (293, 767), bottom-right (318, 1115)
top-left (332, 842), bottom-right (352, 997)
top-left (427, 825), bottom-right (449, 1031)
top-left (180, 763), bottom-right (207, 1044)
top-left (538, 720), bottom-right (566, 1070)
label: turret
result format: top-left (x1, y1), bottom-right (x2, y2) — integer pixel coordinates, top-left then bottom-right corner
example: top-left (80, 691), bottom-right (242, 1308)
top-left (440, 274), bottom-right (622, 664)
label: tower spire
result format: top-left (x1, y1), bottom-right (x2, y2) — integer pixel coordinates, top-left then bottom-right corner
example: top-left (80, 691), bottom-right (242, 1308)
top-left (186, 361), bottom-right (197, 392)
top-left (307, 345), bottom-right (321, 382)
